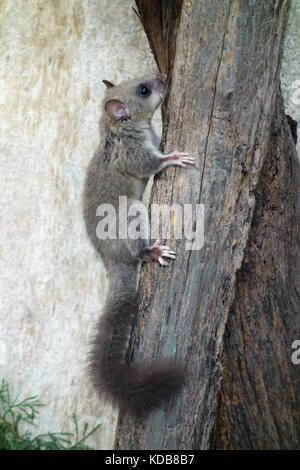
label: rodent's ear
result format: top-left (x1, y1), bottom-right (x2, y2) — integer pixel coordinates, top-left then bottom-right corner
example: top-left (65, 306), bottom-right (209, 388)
top-left (102, 80), bottom-right (115, 89)
top-left (104, 99), bottom-right (131, 121)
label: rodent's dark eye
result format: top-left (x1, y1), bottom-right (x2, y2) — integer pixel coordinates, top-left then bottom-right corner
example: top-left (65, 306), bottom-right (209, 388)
top-left (137, 84), bottom-right (151, 97)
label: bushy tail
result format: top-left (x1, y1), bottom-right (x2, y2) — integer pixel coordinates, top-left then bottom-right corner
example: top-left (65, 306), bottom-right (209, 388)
top-left (89, 262), bottom-right (183, 415)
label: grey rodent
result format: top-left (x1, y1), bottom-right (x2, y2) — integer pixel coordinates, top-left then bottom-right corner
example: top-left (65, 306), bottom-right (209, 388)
top-left (83, 73), bottom-right (194, 415)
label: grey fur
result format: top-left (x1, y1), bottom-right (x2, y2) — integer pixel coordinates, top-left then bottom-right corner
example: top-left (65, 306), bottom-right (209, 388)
top-left (83, 74), bottom-right (193, 415)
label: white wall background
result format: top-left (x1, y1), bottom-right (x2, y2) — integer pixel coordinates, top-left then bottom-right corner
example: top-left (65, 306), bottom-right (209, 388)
top-left (0, 0), bottom-right (299, 449)
top-left (0, 0), bottom-right (157, 449)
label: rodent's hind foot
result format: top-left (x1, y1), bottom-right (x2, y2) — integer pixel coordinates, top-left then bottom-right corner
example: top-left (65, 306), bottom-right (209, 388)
top-left (139, 240), bottom-right (176, 266)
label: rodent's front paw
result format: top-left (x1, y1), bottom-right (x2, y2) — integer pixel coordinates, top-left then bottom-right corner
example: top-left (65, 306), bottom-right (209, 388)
top-left (140, 240), bottom-right (176, 266)
top-left (165, 151), bottom-right (195, 168)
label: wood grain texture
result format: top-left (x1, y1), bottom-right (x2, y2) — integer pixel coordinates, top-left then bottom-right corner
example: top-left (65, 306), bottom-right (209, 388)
top-left (211, 93), bottom-right (300, 449)
top-left (115, 0), bottom-right (295, 449)
top-left (134, 0), bottom-right (183, 75)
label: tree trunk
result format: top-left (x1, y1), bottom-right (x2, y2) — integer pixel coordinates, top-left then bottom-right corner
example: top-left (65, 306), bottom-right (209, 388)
top-left (210, 91), bottom-right (300, 450)
top-left (115, 0), bottom-right (300, 450)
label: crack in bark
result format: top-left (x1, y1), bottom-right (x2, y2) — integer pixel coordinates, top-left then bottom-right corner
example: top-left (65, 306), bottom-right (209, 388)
top-left (198, 0), bottom-right (233, 205)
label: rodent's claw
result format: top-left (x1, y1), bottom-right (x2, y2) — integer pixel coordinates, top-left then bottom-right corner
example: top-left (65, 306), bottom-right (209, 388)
top-left (166, 151), bottom-right (195, 168)
top-left (141, 240), bottom-right (176, 266)
top-left (159, 247), bottom-right (176, 259)
top-left (154, 242), bottom-right (177, 266)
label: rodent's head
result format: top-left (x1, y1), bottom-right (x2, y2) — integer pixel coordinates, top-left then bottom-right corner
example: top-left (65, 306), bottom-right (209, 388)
top-left (102, 73), bottom-right (167, 124)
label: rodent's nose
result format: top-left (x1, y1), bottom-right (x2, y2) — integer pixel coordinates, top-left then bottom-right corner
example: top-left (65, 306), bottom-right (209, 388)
top-left (156, 73), bottom-right (168, 83)
top-left (153, 73), bottom-right (168, 95)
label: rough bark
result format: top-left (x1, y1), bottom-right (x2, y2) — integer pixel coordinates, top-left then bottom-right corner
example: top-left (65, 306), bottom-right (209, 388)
top-left (134, 0), bottom-right (183, 75)
top-left (115, 0), bottom-right (299, 450)
top-left (134, 0), bottom-right (183, 121)
top-left (210, 92), bottom-right (300, 450)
